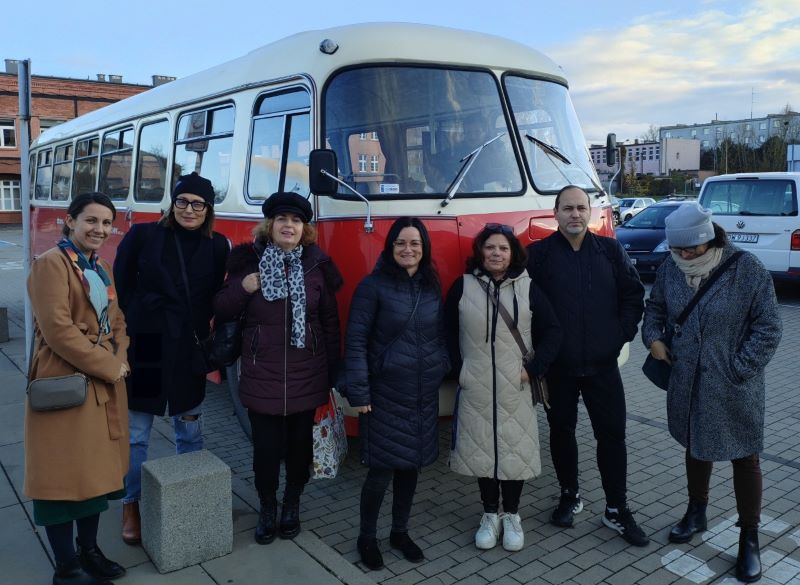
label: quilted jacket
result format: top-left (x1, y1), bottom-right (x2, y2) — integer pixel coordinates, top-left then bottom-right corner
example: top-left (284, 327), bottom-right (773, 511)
top-left (342, 262), bottom-right (449, 469)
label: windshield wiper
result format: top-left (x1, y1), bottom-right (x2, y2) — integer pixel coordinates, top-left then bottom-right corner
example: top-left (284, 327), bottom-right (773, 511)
top-left (525, 134), bottom-right (571, 165)
top-left (525, 133), bottom-right (605, 197)
top-left (440, 132), bottom-right (505, 208)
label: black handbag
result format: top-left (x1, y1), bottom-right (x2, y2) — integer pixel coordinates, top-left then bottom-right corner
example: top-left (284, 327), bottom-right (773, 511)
top-left (204, 319), bottom-right (243, 368)
top-left (642, 251), bottom-right (743, 390)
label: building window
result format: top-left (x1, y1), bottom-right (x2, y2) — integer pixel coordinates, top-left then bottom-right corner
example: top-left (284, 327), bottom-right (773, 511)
top-left (691, 130), bottom-right (697, 137)
top-left (39, 119), bottom-right (63, 136)
top-left (370, 155), bottom-right (379, 172)
top-left (773, 120), bottom-right (780, 128)
top-left (745, 123), bottom-right (752, 131)
top-left (702, 140), bottom-right (710, 147)
top-left (759, 135), bottom-right (766, 143)
top-left (0, 180), bottom-right (21, 211)
top-left (0, 121), bottom-right (16, 148)
top-left (760, 122), bottom-right (767, 130)
top-left (703, 128), bottom-right (710, 135)
top-left (371, 131), bottom-right (378, 140)
top-left (359, 133), bottom-right (366, 140)
top-left (665, 132), bottom-right (671, 138)
top-left (358, 154), bottom-right (367, 173)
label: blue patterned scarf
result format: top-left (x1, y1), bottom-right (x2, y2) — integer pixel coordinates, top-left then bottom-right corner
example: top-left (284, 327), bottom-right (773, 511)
top-left (58, 239), bottom-right (112, 335)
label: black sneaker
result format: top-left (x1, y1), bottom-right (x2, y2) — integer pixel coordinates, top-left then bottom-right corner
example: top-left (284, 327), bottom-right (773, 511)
top-left (602, 507), bottom-right (650, 547)
top-left (551, 488), bottom-right (583, 527)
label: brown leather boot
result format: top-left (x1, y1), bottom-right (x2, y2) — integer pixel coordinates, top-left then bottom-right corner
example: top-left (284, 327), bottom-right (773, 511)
top-left (121, 502), bottom-right (141, 545)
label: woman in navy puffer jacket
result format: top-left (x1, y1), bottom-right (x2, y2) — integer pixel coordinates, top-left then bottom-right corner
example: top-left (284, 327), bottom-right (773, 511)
top-left (343, 217), bottom-right (449, 570)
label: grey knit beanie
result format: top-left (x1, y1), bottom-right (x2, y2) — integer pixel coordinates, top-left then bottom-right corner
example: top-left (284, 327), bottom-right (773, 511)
top-left (664, 202), bottom-right (714, 247)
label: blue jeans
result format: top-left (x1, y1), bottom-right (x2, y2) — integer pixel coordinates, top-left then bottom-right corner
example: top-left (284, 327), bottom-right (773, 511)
top-left (123, 405), bottom-right (203, 504)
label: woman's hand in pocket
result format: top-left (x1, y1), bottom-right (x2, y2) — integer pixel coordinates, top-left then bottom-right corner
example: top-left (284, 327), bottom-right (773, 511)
top-left (520, 368), bottom-right (530, 384)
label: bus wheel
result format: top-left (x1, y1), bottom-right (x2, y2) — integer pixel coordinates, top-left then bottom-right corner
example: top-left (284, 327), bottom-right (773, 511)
top-left (225, 360), bottom-right (251, 439)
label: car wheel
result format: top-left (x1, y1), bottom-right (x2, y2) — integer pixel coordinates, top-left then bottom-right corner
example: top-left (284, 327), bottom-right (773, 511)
top-left (624, 213), bottom-right (632, 221)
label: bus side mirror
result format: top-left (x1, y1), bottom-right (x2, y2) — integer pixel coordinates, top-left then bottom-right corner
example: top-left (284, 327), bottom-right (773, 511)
top-left (606, 133), bottom-right (617, 167)
top-left (309, 149), bottom-right (339, 195)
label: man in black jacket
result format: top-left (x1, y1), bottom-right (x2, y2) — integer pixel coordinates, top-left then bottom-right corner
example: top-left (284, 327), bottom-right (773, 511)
top-left (527, 185), bottom-right (648, 547)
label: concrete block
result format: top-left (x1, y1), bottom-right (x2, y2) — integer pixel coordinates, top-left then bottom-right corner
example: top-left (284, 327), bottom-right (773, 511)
top-left (141, 450), bottom-right (232, 573)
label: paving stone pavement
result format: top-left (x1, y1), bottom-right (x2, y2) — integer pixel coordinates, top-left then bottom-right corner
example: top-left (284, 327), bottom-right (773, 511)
top-left (2, 224), bottom-right (800, 584)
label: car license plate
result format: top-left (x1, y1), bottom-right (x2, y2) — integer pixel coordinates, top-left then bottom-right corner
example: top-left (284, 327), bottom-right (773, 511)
top-left (729, 233), bottom-right (759, 243)
top-left (629, 258), bottom-right (637, 265)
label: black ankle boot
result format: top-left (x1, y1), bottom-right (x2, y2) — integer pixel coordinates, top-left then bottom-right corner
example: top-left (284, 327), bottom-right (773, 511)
top-left (279, 502), bottom-right (301, 539)
top-left (254, 497), bottom-right (278, 545)
top-left (736, 525), bottom-right (761, 583)
top-left (668, 499), bottom-right (708, 543)
top-left (53, 557), bottom-right (112, 585)
top-left (76, 538), bottom-right (125, 580)
top-left (357, 536), bottom-right (384, 570)
top-left (389, 531), bottom-right (424, 562)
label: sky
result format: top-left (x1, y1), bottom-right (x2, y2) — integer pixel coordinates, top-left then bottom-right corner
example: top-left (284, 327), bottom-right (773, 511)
top-left (4, 0), bottom-right (800, 144)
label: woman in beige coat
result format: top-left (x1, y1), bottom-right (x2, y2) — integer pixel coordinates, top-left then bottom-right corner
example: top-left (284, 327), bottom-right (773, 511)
top-left (26, 192), bottom-right (130, 585)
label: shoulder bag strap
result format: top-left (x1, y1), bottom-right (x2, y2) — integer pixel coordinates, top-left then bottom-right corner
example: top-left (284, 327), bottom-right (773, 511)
top-left (377, 285), bottom-right (422, 360)
top-left (173, 232), bottom-right (202, 343)
top-left (673, 251), bottom-right (743, 331)
top-left (475, 277), bottom-right (531, 360)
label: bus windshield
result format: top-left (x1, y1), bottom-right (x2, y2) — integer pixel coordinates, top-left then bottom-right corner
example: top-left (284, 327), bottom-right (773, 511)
top-left (323, 66), bottom-right (523, 198)
top-left (504, 75), bottom-right (599, 193)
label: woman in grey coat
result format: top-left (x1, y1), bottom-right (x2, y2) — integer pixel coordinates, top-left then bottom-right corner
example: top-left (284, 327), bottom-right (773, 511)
top-left (642, 202), bottom-right (782, 584)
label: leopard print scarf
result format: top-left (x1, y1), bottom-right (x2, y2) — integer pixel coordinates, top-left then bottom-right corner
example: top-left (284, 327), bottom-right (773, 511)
top-left (259, 242), bottom-right (306, 348)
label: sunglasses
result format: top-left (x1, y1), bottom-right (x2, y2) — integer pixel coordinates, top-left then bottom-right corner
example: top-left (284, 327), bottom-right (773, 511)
top-left (485, 223), bottom-right (514, 236)
top-left (670, 244), bottom-right (704, 254)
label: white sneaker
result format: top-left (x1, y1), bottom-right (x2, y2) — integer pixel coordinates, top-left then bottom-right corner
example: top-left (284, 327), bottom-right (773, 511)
top-left (501, 513), bottom-right (524, 551)
top-left (475, 513), bottom-right (501, 549)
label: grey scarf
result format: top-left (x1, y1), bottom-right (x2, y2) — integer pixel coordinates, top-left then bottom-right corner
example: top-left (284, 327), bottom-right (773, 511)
top-left (258, 242), bottom-right (306, 348)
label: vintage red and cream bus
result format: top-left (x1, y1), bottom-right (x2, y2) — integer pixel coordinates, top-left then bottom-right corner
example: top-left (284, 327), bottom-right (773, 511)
top-left (28, 23), bottom-right (617, 433)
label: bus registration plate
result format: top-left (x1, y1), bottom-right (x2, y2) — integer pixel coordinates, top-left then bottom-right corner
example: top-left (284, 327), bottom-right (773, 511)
top-left (729, 233), bottom-right (759, 243)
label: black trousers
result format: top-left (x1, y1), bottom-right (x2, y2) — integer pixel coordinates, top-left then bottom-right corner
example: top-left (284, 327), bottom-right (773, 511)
top-left (686, 451), bottom-right (762, 528)
top-left (477, 478), bottom-right (524, 514)
top-left (248, 409), bottom-right (315, 503)
top-left (545, 366), bottom-right (628, 508)
top-left (359, 468), bottom-right (418, 539)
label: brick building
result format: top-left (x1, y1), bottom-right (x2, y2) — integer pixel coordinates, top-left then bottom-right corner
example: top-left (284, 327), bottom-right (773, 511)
top-left (0, 61), bottom-right (161, 222)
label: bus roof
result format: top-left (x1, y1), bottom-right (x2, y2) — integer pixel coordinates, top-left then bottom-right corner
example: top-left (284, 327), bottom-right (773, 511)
top-left (33, 22), bottom-right (566, 147)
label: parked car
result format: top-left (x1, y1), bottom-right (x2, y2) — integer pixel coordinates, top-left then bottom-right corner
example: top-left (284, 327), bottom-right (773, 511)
top-left (618, 197), bottom-right (656, 222)
top-left (698, 172), bottom-right (800, 280)
top-left (615, 200), bottom-right (685, 276)
top-left (609, 196), bottom-right (621, 223)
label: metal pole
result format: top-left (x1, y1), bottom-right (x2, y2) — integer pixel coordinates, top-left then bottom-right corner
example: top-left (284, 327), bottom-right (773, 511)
top-left (18, 59), bottom-right (33, 370)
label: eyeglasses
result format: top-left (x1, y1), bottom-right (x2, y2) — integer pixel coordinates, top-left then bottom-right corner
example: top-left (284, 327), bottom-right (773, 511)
top-left (670, 244), bottom-right (703, 254)
top-left (393, 240), bottom-right (423, 250)
top-left (485, 223), bottom-right (514, 236)
top-left (174, 197), bottom-right (209, 212)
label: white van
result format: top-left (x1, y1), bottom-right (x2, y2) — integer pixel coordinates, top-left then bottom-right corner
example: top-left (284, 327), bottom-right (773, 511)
top-left (698, 172), bottom-right (800, 280)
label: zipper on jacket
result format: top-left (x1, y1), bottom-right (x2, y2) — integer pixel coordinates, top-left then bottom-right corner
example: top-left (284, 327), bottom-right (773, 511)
top-left (283, 294), bottom-right (288, 416)
top-left (490, 280), bottom-right (500, 480)
top-left (250, 325), bottom-right (260, 365)
top-left (414, 281), bottom-right (424, 468)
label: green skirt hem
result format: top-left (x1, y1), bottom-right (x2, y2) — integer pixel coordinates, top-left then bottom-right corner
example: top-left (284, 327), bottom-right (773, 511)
top-left (33, 488), bottom-right (125, 526)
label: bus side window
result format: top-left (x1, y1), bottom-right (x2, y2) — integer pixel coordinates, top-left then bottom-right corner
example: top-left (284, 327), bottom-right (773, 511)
top-left (34, 149), bottom-right (52, 200)
top-left (174, 104), bottom-right (235, 205)
top-left (73, 137), bottom-right (99, 197)
top-left (52, 144), bottom-right (73, 201)
top-left (247, 87), bottom-right (311, 202)
top-left (135, 120), bottom-right (170, 203)
top-left (99, 128), bottom-right (134, 201)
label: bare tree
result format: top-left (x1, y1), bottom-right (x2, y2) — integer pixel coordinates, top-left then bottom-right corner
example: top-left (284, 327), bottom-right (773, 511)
top-left (640, 124), bottom-right (660, 142)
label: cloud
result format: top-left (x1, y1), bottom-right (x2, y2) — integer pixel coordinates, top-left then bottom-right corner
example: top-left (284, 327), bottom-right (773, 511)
top-left (547, 0), bottom-right (800, 143)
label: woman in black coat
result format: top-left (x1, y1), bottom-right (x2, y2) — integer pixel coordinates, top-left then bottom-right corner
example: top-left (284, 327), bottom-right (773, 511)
top-left (113, 173), bottom-right (229, 545)
top-left (343, 217), bottom-right (450, 570)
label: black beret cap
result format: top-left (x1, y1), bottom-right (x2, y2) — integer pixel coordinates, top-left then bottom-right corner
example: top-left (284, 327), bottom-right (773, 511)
top-left (261, 192), bottom-right (313, 222)
top-left (172, 172), bottom-right (215, 205)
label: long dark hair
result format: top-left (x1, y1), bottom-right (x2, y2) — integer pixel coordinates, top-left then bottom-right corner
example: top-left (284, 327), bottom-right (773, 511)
top-left (466, 224), bottom-right (527, 274)
top-left (62, 192), bottom-right (116, 237)
top-left (709, 222), bottom-right (728, 248)
top-left (379, 217), bottom-right (440, 292)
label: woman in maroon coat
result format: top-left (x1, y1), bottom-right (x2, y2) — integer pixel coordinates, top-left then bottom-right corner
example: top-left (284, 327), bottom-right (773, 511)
top-left (214, 192), bottom-right (341, 545)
